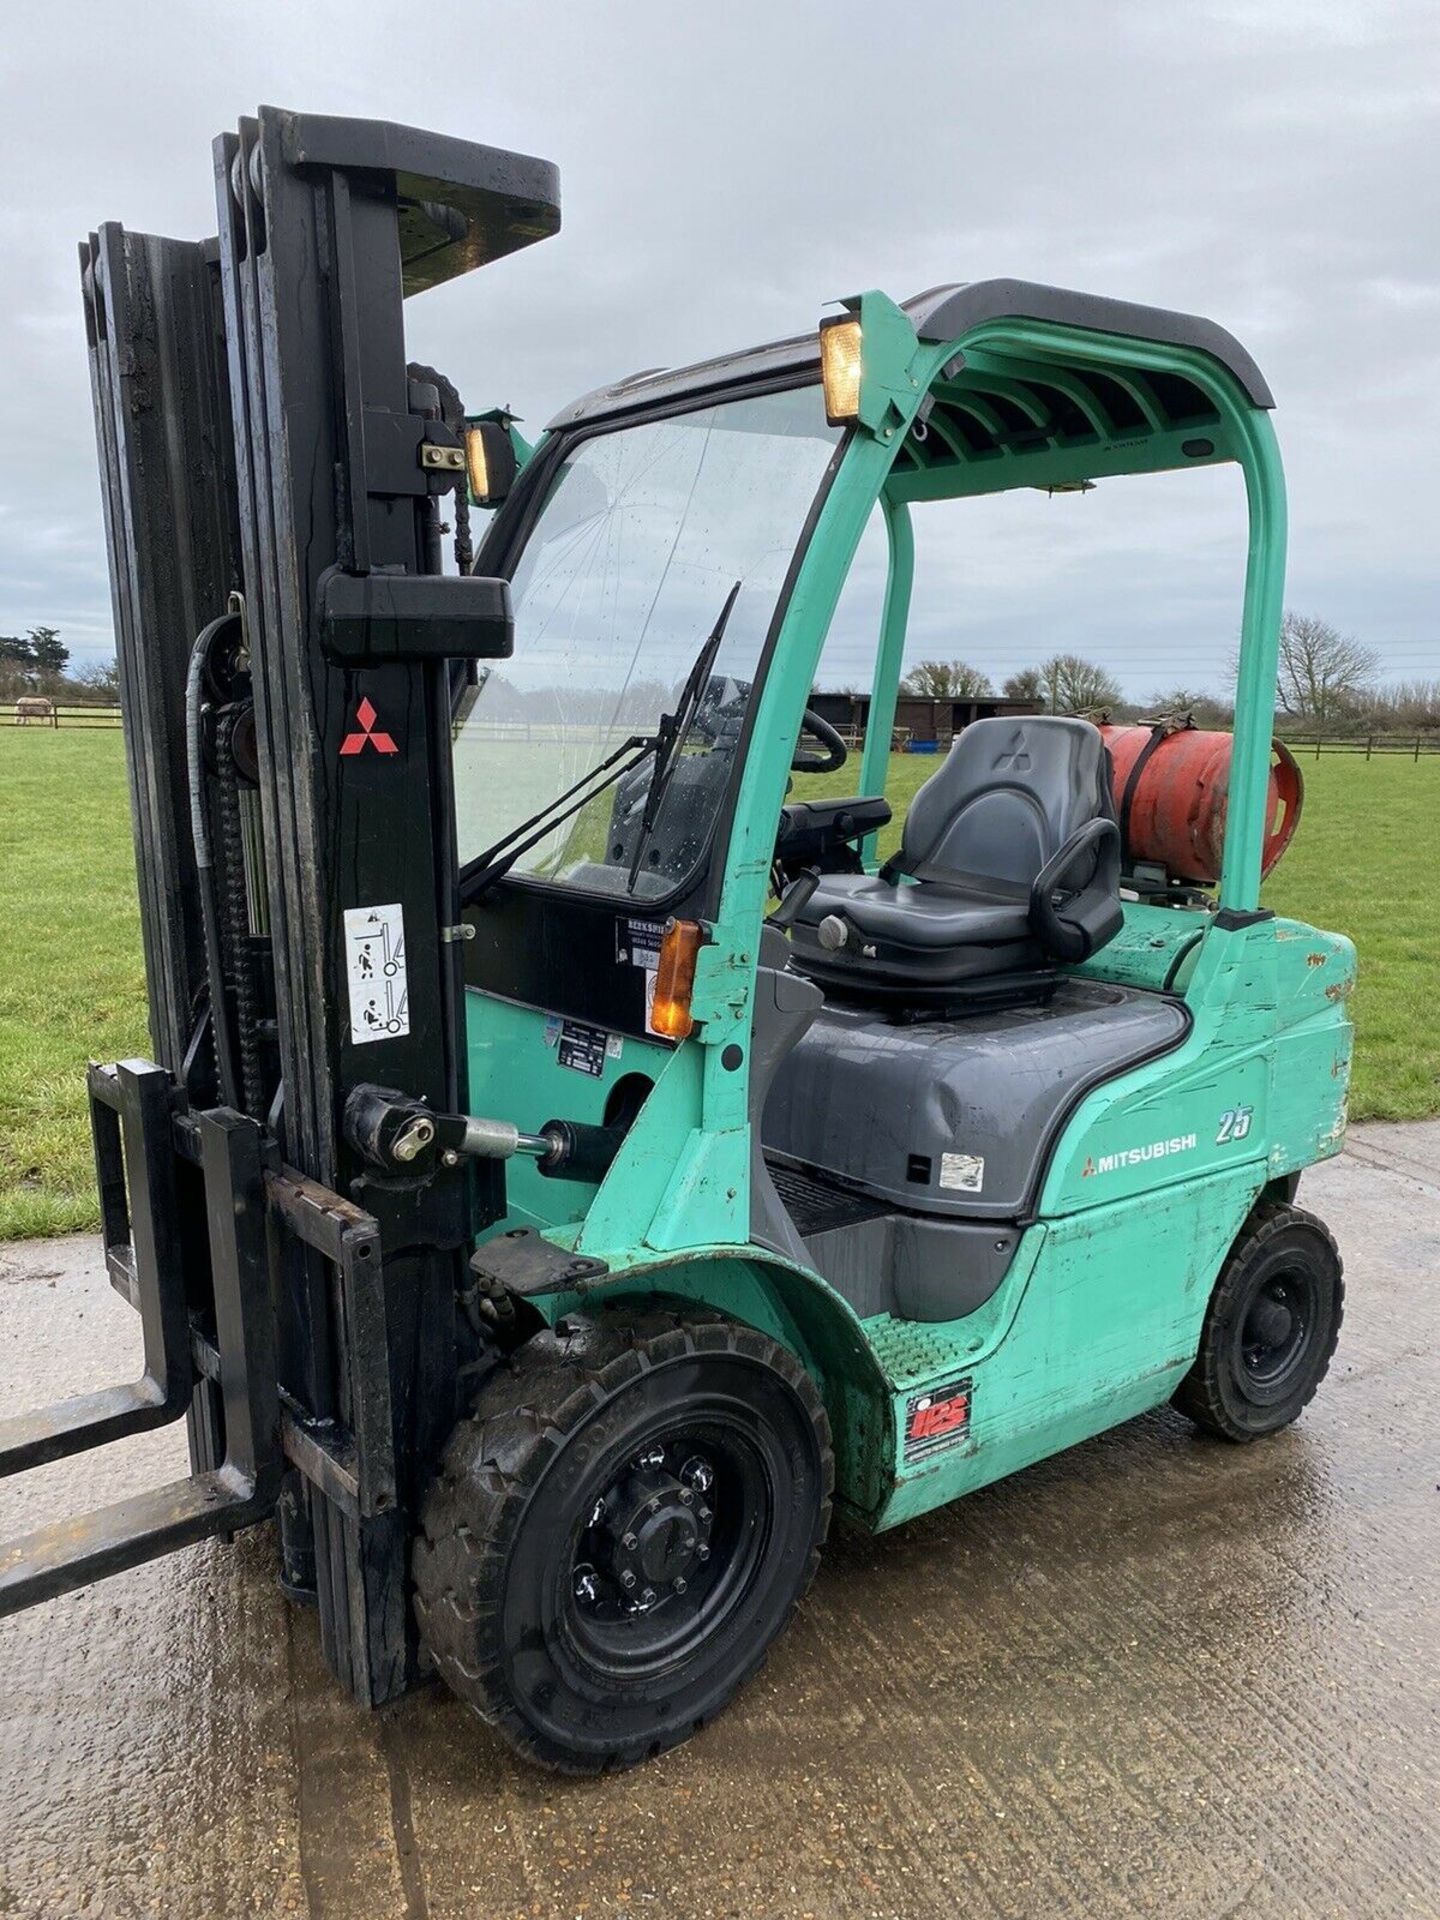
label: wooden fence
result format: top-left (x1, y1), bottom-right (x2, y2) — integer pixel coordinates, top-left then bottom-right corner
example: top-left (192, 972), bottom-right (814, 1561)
top-left (1278, 732), bottom-right (1440, 761)
top-left (2, 702), bottom-right (122, 730)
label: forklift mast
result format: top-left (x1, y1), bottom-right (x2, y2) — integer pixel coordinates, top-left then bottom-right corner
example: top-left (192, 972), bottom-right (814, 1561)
top-left (0, 111), bottom-right (559, 1704)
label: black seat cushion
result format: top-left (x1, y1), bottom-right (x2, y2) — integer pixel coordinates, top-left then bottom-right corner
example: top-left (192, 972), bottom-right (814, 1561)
top-left (789, 871), bottom-right (1037, 987)
top-left (788, 715), bottom-right (1120, 996)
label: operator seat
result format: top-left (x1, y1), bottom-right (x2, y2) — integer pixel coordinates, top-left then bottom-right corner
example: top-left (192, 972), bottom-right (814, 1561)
top-left (786, 715), bottom-right (1122, 999)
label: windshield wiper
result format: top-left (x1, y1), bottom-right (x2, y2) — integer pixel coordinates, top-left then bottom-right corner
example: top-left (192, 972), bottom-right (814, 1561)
top-left (463, 731), bottom-right (660, 899)
top-left (462, 579), bottom-right (744, 903)
top-left (624, 580), bottom-right (743, 894)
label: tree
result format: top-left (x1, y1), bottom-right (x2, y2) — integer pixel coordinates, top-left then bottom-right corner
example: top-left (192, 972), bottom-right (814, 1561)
top-left (901, 659), bottom-right (992, 699)
top-left (0, 628), bottom-right (69, 694)
top-left (0, 634), bottom-right (37, 699)
top-left (28, 627), bottom-right (69, 679)
top-left (1371, 678), bottom-right (1440, 731)
top-left (1145, 686), bottom-right (1234, 728)
top-left (1038, 653), bottom-right (1123, 715)
top-left (1002, 667), bottom-right (1044, 704)
top-left (1270, 611), bottom-right (1378, 724)
top-left (75, 658), bottom-right (122, 702)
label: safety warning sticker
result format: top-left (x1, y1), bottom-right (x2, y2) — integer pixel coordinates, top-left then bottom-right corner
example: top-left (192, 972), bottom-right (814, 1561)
top-left (903, 1375), bottom-right (973, 1464)
top-left (344, 903), bottom-right (409, 1044)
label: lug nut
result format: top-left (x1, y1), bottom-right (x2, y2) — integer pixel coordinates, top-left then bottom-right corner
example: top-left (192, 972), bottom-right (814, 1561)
top-left (673, 1576), bottom-right (688, 1594)
top-left (697, 1506), bottom-right (712, 1524)
top-left (620, 1568), bottom-right (636, 1590)
top-left (640, 1587), bottom-right (656, 1607)
top-left (622, 1531), bottom-right (638, 1551)
top-left (679, 1489), bottom-right (693, 1507)
top-left (696, 1544), bottom-right (710, 1562)
top-left (648, 1497), bottom-right (661, 1515)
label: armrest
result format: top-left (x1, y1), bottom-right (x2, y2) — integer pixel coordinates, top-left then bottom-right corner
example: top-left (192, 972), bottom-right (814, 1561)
top-left (1029, 818), bottom-right (1122, 963)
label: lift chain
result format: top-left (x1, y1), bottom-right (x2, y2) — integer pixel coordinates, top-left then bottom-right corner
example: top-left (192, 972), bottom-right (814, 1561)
top-left (214, 706), bottom-right (266, 1121)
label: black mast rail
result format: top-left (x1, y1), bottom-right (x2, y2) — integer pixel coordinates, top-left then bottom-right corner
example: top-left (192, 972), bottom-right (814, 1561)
top-left (0, 111), bottom-right (560, 1704)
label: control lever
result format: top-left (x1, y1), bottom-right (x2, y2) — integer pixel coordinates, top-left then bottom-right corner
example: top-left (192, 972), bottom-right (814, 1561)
top-left (768, 865), bottom-right (821, 932)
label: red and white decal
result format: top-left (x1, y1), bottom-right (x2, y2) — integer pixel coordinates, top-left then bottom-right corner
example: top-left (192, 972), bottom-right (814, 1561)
top-left (903, 1375), bottom-right (973, 1464)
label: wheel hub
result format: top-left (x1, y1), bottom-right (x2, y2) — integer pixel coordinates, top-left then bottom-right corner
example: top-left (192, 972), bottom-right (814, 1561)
top-left (612, 1470), bottom-right (710, 1591)
top-left (573, 1446), bottom-right (716, 1616)
top-left (1248, 1294), bottom-right (1295, 1350)
top-left (1241, 1274), bottom-right (1308, 1383)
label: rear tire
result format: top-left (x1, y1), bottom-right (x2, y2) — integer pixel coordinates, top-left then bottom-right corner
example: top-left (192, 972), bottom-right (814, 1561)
top-left (413, 1309), bottom-right (833, 1773)
top-left (1173, 1201), bottom-right (1343, 1442)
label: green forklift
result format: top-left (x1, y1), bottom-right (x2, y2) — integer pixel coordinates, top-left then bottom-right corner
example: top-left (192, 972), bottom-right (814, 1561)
top-left (0, 110), bottom-right (1351, 1776)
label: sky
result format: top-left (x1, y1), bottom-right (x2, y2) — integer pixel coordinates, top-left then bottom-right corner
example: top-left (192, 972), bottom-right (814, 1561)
top-left (0, 0), bottom-right (1435, 699)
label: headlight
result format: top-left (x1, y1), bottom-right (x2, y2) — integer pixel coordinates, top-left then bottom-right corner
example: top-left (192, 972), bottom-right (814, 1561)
top-left (464, 421), bottom-right (519, 507)
top-left (819, 315), bottom-right (862, 425)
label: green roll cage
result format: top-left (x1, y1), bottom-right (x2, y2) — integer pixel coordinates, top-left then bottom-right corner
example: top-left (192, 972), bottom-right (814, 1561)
top-left (467, 280), bottom-right (1290, 1288)
top-left (496, 283), bottom-right (1284, 930)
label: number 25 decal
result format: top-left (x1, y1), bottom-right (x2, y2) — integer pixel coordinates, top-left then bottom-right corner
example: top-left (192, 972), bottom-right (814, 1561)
top-left (1216, 1105), bottom-right (1253, 1144)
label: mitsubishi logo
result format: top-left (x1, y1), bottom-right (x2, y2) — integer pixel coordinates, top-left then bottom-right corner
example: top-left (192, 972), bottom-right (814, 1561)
top-left (993, 727), bottom-right (1032, 771)
top-left (339, 697), bottom-right (398, 757)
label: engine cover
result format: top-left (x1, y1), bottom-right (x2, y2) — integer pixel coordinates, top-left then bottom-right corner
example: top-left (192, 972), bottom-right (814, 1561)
top-left (762, 979), bottom-right (1190, 1222)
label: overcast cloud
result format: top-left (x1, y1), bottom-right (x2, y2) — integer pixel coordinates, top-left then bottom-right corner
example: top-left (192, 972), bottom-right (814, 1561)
top-left (0, 0), bottom-right (1435, 696)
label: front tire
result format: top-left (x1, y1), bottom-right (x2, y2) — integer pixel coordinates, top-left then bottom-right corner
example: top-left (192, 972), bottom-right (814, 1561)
top-left (413, 1309), bottom-right (833, 1773)
top-left (1173, 1201), bottom-right (1343, 1442)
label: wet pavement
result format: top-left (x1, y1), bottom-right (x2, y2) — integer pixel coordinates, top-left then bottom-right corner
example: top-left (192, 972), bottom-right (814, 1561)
top-left (1, 1122), bottom-right (1437, 1919)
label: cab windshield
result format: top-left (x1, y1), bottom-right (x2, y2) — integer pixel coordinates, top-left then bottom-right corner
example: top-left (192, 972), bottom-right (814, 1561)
top-left (453, 385), bottom-right (842, 901)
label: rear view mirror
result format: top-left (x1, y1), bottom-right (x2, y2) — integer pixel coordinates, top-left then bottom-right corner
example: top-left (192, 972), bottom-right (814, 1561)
top-left (465, 419), bottom-right (519, 507)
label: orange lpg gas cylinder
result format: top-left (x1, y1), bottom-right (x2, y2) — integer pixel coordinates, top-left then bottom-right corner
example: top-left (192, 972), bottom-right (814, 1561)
top-left (1099, 723), bottom-right (1303, 885)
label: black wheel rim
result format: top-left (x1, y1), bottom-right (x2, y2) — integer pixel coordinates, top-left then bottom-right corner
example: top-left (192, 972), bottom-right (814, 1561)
top-left (1233, 1262), bottom-right (1319, 1403)
top-left (559, 1410), bottom-right (775, 1681)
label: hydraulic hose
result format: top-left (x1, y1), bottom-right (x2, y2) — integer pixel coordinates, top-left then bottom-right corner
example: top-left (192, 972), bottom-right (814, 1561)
top-left (185, 614), bottom-right (236, 873)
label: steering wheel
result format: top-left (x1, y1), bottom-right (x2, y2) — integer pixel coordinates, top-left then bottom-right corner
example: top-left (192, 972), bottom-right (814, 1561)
top-left (792, 708), bottom-right (848, 775)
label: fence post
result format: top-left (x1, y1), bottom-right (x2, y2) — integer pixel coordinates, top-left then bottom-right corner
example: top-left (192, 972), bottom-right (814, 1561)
top-left (1417, 736), bottom-right (1422, 764)
top-left (1366, 734), bottom-right (1373, 761)
top-left (1315, 735), bottom-right (1322, 760)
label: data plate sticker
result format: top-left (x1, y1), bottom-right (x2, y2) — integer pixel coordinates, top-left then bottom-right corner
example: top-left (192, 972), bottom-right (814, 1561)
top-left (939, 1151), bottom-right (985, 1194)
top-left (556, 1019), bottom-right (609, 1077)
top-left (616, 917), bottom-right (665, 969)
top-left (903, 1375), bottom-right (973, 1465)
top-left (344, 903), bottom-right (409, 1044)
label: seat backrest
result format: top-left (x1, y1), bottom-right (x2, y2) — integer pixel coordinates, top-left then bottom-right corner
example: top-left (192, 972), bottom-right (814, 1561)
top-left (899, 716), bottom-right (1113, 887)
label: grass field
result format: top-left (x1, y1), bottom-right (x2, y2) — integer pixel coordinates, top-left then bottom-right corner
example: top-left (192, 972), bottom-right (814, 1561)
top-left (2, 730), bottom-right (1436, 1238)
top-left (1, 733), bottom-right (149, 1237)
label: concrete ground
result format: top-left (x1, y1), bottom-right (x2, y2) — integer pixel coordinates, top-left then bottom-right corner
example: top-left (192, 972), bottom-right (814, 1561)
top-left (1, 1124), bottom-right (1437, 1920)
